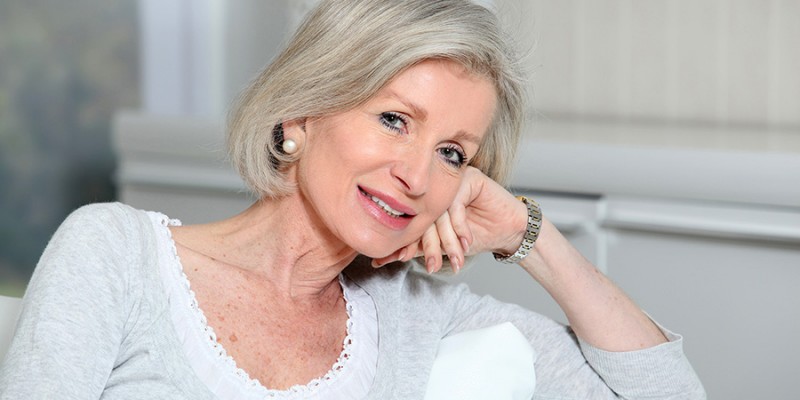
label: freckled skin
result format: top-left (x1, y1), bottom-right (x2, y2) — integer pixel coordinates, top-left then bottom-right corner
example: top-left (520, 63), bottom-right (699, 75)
top-left (179, 248), bottom-right (349, 389)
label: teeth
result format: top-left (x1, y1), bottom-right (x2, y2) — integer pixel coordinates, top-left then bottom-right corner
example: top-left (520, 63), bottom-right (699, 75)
top-left (368, 194), bottom-right (404, 217)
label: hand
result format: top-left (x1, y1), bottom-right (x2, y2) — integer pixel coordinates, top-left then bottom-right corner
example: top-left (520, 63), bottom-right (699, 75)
top-left (372, 166), bottom-right (528, 273)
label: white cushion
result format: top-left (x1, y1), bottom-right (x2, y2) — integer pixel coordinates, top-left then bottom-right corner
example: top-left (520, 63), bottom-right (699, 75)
top-left (424, 322), bottom-right (536, 400)
top-left (0, 295), bottom-right (23, 362)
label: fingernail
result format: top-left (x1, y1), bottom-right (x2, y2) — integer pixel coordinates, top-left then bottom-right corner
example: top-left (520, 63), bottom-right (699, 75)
top-left (460, 237), bottom-right (469, 253)
top-left (450, 254), bottom-right (461, 274)
top-left (398, 248), bottom-right (407, 262)
top-left (426, 257), bottom-right (435, 274)
top-left (371, 259), bottom-right (381, 268)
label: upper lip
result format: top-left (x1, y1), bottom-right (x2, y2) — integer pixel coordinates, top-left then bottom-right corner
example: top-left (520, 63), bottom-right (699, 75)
top-left (358, 185), bottom-right (417, 217)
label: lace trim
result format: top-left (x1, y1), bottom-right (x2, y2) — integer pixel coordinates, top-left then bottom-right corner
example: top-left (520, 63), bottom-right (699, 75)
top-left (156, 213), bottom-right (357, 398)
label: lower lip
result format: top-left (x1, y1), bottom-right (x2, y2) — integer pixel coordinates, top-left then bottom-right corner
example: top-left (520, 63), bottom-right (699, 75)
top-left (357, 188), bottom-right (412, 230)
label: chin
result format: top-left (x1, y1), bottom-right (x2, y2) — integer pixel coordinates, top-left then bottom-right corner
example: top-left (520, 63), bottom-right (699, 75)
top-left (338, 220), bottom-right (422, 260)
top-left (347, 235), bottom-right (407, 260)
top-left (353, 245), bottom-right (398, 260)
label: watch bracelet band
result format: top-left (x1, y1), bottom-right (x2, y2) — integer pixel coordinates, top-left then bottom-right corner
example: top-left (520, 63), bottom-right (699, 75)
top-left (493, 196), bottom-right (542, 264)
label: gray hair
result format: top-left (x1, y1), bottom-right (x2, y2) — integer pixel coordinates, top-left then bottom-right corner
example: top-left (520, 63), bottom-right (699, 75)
top-left (227, 0), bottom-right (526, 198)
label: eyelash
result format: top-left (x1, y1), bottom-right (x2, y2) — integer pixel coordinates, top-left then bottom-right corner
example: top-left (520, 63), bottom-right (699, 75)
top-left (439, 144), bottom-right (468, 168)
top-left (379, 112), bottom-right (407, 133)
top-left (379, 112), bottom-right (468, 169)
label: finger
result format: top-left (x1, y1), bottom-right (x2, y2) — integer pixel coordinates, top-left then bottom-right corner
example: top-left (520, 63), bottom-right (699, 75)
top-left (450, 168), bottom-right (482, 252)
top-left (447, 201), bottom-right (473, 255)
top-left (421, 224), bottom-right (443, 273)
top-left (435, 211), bottom-right (463, 273)
top-left (371, 248), bottom-right (401, 268)
top-left (395, 241), bottom-right (423, 263)
top-left (371, 241), bottom-right (418, 268)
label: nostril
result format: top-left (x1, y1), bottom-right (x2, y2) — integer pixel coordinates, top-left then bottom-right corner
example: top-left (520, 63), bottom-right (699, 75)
top-left (389, 163), bottom-right (412, 191)
top-left (391, 163), bottom-right (429, 196)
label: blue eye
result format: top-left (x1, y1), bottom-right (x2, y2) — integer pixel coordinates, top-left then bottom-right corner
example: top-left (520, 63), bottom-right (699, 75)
top-left (379, 112), bottom-right (407, 132)
top-left (439, 145), bottom-right (467, 168)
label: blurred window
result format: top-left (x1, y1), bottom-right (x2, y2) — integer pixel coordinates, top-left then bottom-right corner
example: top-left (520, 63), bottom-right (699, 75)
top-left (0, 0), bottom-right (139, 296)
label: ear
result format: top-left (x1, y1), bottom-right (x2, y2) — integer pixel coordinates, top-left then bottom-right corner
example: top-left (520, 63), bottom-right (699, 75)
top-left (282, 118), bottom-right (307, 143)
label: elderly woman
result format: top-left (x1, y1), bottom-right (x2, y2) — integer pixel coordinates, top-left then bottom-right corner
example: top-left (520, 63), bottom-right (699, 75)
top-left (0, 0), bottom-right (705, 399)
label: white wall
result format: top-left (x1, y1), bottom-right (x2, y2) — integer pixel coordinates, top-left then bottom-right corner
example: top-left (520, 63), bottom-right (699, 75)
top-left (506, 0), bottom-right (800, 128)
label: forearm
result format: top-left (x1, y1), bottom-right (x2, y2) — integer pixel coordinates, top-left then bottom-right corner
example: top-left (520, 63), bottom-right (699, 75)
top-left (518, 218), bottom-right (667, 352)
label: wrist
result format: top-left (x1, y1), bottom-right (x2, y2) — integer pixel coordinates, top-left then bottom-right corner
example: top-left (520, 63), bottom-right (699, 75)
top-left (496, 198), bottom-right (528, 255)
top-left (493, 196), bottom-right (542, 264)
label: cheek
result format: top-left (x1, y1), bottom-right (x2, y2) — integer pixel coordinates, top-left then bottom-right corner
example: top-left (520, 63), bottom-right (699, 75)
top-left (308, 120), bottom-right (386, 168)
top-left (296, 125), bottom-right (389, 210)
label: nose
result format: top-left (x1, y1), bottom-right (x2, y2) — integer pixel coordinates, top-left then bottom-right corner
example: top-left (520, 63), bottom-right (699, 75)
top-left (391, 148), bottom-right (432, 197)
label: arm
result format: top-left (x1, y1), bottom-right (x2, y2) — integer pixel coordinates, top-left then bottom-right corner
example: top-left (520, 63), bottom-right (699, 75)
top-left (508, 217), bottom-right (704, 398)
top-left (375, 167), bottom-right (705, 399)
top-left (0, 204), bottom-right (133, 399)
top-left (518, 217), bottom-right (667, 352)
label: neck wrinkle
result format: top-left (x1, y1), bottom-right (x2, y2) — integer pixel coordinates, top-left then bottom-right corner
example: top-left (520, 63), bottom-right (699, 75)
top-left (204, 192), bottom-right (359, 301)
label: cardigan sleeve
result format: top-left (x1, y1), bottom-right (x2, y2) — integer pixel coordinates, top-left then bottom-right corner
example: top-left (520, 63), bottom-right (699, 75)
top-left (0, 203), bottom-right (139, 399)
top-left (416, 271), bottom-right (706, 400)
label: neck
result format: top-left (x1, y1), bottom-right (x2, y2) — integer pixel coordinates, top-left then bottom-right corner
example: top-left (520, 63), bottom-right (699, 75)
top-left (195, 192), bottom-right (359, 300)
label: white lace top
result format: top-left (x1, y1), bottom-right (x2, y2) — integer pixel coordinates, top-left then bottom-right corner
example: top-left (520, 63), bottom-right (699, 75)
top-left (151, 211), bottom-right (379, 399)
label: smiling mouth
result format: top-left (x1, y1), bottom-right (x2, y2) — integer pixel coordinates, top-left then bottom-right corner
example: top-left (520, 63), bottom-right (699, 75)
top-left (359, 187), bottom-right (410, 218)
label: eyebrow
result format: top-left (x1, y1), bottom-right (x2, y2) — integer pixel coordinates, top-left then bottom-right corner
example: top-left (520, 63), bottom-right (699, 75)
top-left (452, 130), bottom-right (483, 146)
top-left (381, 90), bottom-right (484, 146)
top-left (383, 89), bottom-right (428, 122)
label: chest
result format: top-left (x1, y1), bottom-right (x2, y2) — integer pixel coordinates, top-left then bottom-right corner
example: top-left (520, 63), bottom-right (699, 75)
top-left (180, 265), bottom-right (349, 390)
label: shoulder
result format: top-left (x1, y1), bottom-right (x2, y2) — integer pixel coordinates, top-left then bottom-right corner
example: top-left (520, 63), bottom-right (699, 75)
top-left (63, 201), bottom-right (145, 227)
top-left (55, 202), bottom-right (161, 241)
top-left (37, 202), bottom-right (163, 275)
top-left (26, 202), bottom-right (168, 310)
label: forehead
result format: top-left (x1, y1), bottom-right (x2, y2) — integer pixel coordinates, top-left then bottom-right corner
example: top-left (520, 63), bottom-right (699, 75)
top-left (374, 59), bottom-right (497, 141)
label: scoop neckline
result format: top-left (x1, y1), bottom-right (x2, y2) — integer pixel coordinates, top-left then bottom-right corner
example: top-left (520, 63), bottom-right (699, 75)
top-left (152, 212), bottom-right (360, 398)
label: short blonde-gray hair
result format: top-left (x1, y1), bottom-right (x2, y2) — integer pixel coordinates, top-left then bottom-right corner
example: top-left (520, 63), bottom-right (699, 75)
top-left (228, 0), bottom-right (526, 198)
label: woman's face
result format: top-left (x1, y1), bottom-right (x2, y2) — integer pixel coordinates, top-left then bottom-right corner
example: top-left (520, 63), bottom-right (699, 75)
top-left (292, 59), bottom-right (497, 258)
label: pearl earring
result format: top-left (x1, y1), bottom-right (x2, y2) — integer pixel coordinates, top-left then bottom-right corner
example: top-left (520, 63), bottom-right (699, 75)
top-left (282, 139), bottom-right (298, 154)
